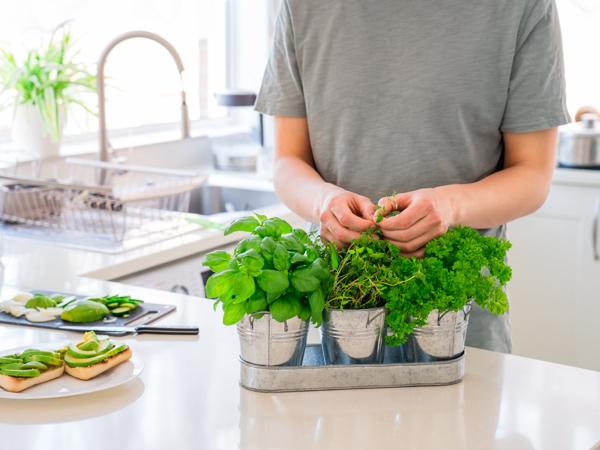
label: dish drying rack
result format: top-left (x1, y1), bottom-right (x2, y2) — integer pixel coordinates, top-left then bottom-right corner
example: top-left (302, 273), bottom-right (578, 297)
top-left (0, 158), bottom-right (206, 246)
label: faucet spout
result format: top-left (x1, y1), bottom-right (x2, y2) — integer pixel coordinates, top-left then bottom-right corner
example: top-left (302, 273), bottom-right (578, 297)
top-left (96, 31), bottom-right (190, 171)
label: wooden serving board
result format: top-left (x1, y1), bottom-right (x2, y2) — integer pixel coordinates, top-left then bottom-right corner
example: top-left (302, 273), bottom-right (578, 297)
top-left (0, 290), bottom-right (175, 335)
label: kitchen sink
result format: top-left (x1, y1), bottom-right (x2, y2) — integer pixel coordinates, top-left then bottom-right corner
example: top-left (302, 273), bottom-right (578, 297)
top-left (189, 184), bottom-right (279, 215)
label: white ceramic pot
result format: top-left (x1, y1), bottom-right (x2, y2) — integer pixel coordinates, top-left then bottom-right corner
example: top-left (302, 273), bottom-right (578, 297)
top-left (11, 103), bottom-right (65, 158)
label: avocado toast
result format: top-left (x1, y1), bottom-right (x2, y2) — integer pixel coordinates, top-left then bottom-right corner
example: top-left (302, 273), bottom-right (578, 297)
top-left (64, 331), bottom-right (132, 380)
top-left (0, 349), bottom-right (65, 393)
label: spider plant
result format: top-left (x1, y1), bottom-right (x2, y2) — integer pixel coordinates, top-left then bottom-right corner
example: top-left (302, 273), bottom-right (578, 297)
top-left (0, 26), bottom-right (96, 142)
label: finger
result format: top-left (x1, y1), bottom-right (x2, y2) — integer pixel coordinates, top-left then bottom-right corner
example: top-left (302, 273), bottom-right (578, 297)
top-left (322, 211), bottom-right (362, 243)
top-left (330, 200), bottom-right (373, 232)
top-left (354, 196), bottom-right (377, 222)
top-left (386, 239), bottom-right (426, 258)
top-left (380, 215), bottom-right (437, 243)
top-left (400, 248), bottom-right (425, 259)
top-left (379, 199), bottom-right (430, 231)
top-left (388, 227), bottom-right (443, 254)
top-left (376, 196), bottom-right (396, 217)
top-left (320, 227), bottom-right (343, 249)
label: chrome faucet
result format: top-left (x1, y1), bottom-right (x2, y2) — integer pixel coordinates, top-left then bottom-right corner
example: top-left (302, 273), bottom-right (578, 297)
top-left (96, 31), bottom-right (190, 172)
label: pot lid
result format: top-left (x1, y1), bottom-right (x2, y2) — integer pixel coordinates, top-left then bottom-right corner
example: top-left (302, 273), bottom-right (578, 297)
top-left (560, 113), bottom-right (600, 137)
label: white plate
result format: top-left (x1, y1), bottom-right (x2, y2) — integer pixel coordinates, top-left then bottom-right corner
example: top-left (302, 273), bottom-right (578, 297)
top-left (0, 342), bottom-right (144, 400)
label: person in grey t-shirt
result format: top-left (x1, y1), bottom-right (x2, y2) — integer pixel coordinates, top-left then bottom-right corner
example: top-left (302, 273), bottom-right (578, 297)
top-left (255, 0), bottom-right (570, 353)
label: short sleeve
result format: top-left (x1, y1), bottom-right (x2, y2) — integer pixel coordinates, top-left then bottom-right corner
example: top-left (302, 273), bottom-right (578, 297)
top-left (254, 0), bottom-right (306, 117)
top-left (500, 0), bottom-right (571, 133)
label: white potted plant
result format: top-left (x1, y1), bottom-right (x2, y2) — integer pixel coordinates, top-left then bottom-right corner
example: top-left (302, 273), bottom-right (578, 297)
top-left (0, 25), bottom-right (96, 158)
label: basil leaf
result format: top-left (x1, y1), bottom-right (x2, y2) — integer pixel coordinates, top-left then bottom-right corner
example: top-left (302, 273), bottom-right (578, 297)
top-left (260, 236), bottom-right (277, 262)
top-left (203, 251), bottom-right (231, 272)
top-left (266, 291), bottom-right (283, 304)
top-left (281, 234), bottom-right (305, 253)
top-left (273, 244), bottom-right (290, 271)
top-left (246, 290), bottom-right (268, 314)
top-left (290, 253), bottom-right (308, 265)
top-left (254, 212), bottom-right (267, 222)
top-left (224, 216), bottom-right (260, 235)
top-left (299, 304), bottom-right (311, 321)
top-left (236, 249), bottom-right (264, 276)
top-left (233, 272), bottom-right (255, 302)
top-left (263, 217), bottom-right (292, 236)
top-left (235, 236), bottom-right (262, 255)
top-left (256, 270), bottom-right (289, 294)
top-left (310, 258), bottom-right (329, 281)
top-left (205, 269), bottom-right (237, 299)
top-left (270, 298), bottom-right (294, 322)
top-left (292, 228), bottom-right (311, 245)
top-left (222, 302), bottom-right (246, 325)
top-left (290, 268), bottom-right (320, 292)
top-left (309, 288), bottom-right (325, 325)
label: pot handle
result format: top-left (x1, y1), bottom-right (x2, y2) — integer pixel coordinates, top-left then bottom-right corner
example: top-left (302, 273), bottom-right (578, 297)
top-left (575, 105), bottom-right (600, 122)
top-left (593, 199), bottom-right (600, 262)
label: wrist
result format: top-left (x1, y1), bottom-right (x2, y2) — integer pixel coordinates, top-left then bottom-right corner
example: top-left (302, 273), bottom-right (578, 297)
top-left (435, 184), bottom-right (463, 227)
top-left (313, 183), bottom-right (346, 223)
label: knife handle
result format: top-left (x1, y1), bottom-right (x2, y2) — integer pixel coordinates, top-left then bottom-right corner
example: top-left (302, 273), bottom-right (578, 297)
top-left (135, 325), bottom-right (199, 335)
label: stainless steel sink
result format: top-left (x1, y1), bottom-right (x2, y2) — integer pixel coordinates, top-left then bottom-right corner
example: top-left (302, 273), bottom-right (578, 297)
top-left (189, 184), bottom-right (279, 215)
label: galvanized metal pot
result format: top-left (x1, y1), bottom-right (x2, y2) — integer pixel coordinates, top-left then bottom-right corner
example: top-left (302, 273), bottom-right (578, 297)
top-left (403, 303), bottom-right (472, 362)
top-left (237, 313), bottom-right (308, 367)
top-left (321, 307), bottom-right (387, 365)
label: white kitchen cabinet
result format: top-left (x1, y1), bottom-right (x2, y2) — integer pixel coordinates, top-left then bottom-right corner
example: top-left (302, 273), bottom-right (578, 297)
top-left (507, 172), bottom-right (600, 371)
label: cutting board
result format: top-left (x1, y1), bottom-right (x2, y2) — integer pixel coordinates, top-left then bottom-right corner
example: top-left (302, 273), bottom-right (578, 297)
top-left (0, 290), bottom-right (175, 335)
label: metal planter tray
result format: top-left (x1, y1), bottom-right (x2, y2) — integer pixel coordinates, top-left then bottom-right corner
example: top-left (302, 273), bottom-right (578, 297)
top-left (240, 344), bottom-right (464, 393)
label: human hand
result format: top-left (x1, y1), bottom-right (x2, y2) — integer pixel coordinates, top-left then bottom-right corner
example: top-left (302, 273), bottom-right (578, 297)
top-left (318, 185), bottom-right (376, 247)
top-left (375, 188), bottom-right (455, 257)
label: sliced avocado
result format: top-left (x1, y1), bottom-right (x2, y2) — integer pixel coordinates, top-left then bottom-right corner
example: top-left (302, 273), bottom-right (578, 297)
top-left (0, 356), bottom-right (22, 365)
top-left (78, 339), bottom-right (99, 352)
top-left (24, 295), bottom-right (57, 309)
top-left (67, 339), bottom-right (113, 359)
top-left (0, 367), bottom-right (40, 377)
top-left (24, 354), bottom-right (62, 367)
top-left (21, 361), bottom-right (48, 371)
top-left (64, 344), bottom-right (129, 368)
top-left (20, 350), bottom-right (61, 360)
top-left (61, 300), bottom-right (110, 323)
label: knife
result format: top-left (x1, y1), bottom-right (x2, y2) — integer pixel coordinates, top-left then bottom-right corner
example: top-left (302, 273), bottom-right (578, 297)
top-left (58, 324), bottom-right (199, 335)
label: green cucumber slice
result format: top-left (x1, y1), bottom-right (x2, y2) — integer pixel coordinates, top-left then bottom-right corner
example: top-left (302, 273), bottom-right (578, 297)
top-left (64, 344), bottom-right (128, 368)
top-left (110, 307), bottom-right (131, 315)
top-left (67, 339), bottom-right (113, 359)
top-left (0, 367), bottom-right (40, 377)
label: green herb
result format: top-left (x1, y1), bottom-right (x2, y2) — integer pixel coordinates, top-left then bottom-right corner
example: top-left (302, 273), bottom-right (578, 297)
top-left (324, 226), bottom-right (512, 346)
top-left (204, 215), bottom-right (329, 326)
top-left (0, 24), bottom-right (96, 141)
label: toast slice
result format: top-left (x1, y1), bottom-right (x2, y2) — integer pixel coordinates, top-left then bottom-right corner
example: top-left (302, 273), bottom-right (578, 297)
top-left (0, 364), bottom-right (64, 393)
top-left (65, 347), bottom-right (132, 381)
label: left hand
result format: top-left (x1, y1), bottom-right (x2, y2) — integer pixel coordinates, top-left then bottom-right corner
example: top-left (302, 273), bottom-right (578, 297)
top-left (375, 188), bottom-right (455, 257)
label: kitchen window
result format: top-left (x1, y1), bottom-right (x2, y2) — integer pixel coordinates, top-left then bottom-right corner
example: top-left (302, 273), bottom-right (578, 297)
top-left (0, 0), bottom-right (273, 146)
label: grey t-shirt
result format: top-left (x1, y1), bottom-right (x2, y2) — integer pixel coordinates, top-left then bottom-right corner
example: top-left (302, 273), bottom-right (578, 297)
top-left (255, 0), bottom-right (570, 204)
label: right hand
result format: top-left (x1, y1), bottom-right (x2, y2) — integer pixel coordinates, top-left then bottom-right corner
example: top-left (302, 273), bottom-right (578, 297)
top-left (317, 185), bottom-right (376, 247)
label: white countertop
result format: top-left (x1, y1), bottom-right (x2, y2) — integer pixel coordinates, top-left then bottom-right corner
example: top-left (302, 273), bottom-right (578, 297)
top-left (1, 286), bottom-right (600, 450)
top-left (1, 191), bottom-right (600, 449)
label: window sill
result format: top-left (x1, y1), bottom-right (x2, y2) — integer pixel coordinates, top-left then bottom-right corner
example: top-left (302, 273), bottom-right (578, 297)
top-left (0, 119), bottom-right (253, 163)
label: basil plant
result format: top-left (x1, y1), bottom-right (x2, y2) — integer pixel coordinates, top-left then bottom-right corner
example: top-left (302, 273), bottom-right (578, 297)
top-left (203, 215), bottom-right (329, 326)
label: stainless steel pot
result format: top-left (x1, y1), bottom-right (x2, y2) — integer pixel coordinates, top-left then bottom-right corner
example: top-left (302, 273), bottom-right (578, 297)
top-left (558, 110), bottom-right (600, 168)
top-left (237, 313), bottom-right (308, 366)
top-left (321, 307), bottom-right (387, 365)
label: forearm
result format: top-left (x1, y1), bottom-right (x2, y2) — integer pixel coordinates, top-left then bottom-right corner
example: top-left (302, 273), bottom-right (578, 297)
top-left (440, 163), bottom-right (553, 229)
top-left (273, 156), bottom-right (340, 224)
